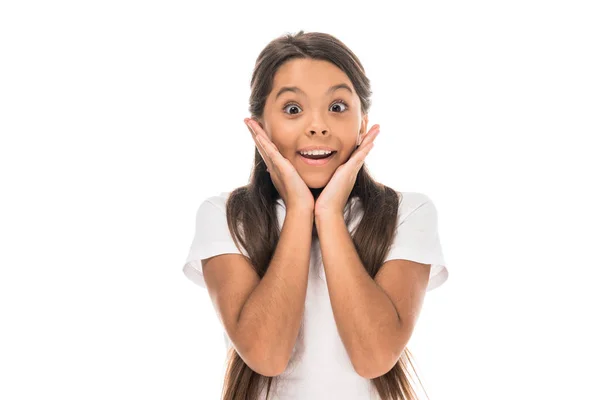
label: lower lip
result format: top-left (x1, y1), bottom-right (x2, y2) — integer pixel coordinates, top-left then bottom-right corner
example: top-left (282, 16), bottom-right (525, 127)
top-left (298, 152), bottom-right (336, 166)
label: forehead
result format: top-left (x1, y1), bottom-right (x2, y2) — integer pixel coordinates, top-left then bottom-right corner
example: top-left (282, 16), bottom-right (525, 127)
top-left (271, 58), bottom-right (353, 94)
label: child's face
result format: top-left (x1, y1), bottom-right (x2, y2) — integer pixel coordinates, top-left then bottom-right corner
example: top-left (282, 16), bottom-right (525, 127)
top-left (259, 58), bottom-right (368, 189)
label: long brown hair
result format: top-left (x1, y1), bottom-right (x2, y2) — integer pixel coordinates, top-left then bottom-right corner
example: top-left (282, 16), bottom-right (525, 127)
top-left (221, 31), bottom-right (429, 400)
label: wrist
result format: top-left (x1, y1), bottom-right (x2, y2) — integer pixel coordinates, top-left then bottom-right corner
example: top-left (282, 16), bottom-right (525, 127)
top-left (287, 206), bottom-right (315, 220)
top-left (314, 211), bottom-right (344, 227)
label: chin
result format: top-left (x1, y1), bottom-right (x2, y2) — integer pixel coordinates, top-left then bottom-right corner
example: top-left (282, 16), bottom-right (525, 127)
top-left (307, 183), bottom-right (326, 190)
top-left (293, 156), bottom-right (338, 189)
top-left (302, 175), bottom-right (331, 189)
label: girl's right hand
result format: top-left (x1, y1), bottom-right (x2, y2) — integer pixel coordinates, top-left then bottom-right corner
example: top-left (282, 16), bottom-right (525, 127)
top-left (245, 118), bottom-right (315, 214)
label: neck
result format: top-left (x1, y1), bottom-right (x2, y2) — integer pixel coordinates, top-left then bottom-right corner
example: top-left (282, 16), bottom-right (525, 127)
top-left (309, 187), bottom-right (324, 201)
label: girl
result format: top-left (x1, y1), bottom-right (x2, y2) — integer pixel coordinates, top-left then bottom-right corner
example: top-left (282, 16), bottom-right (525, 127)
top-left (183, 31), bottom-right (449, 400)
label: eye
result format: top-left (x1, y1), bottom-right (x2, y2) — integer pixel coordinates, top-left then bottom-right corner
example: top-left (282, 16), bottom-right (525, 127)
top-left (330, 100), bottom-right (348, 113)
top-left (283, 103), bottom-right (302, 115)
top-left (282, 99), bottom-right (349, 115)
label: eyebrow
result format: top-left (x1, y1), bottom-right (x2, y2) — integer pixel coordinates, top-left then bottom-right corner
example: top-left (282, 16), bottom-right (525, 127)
top-left (274, 83), bottom-right (353, 100)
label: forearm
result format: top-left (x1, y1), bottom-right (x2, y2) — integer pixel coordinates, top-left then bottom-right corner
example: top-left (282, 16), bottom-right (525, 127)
top-left (316, 213), bottom-right (401, 375)
top-left (237, 208), bottom-right (313, 373)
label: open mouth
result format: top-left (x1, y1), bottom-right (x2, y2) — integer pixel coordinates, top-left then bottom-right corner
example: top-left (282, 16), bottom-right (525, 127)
top-left (297, 151), bottom-right (337, 166)
top-left (297, 151), bottom-right (337, 160)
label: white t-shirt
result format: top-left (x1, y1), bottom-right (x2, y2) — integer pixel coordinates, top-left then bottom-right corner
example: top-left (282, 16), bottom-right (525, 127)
top-left (183, 191), bottom-right (448, 399)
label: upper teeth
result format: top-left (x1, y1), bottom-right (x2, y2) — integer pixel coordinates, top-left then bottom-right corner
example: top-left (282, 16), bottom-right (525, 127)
top-left (300, 150), bottom-right (333, 156)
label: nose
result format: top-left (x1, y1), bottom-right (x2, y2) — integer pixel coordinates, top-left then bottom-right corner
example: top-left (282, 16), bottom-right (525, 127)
top-left (308, 112), bottom-right (329, 136)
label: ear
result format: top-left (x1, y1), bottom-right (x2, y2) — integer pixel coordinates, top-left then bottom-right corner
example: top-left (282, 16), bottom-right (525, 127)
top-left (252, 117), bottom-right (269, 138)
top-left (251, 117), bottom-right (264, 129)
top-left (357, 114), bottom-right (369, 146)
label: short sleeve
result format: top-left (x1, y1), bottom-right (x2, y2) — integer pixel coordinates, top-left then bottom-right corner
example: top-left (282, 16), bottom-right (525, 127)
top-left (182, 198), bottom-right (248, 289)
top-left (383, 194), bottom-right (449, 292)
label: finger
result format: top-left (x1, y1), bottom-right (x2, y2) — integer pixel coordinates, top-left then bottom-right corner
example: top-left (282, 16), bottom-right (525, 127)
top-left (246, 119), bottom-right (274, 155)
top-left (246, 119), bottom-right (291, 176)
top-left (253, 134), bottom-right (284, 177)
top-left (247, 121), bottom-right (286, 165)
top-left (246, 118), bottom-right (272, 145)
top-left (256, 136), bottom-right (290, 175)
top-left (358, 142), bottom-right (375, 161)
top-left (255, 135), bottom-right (273, 159)
top-left (245, 121), bottom-right (274, 171)
top-left (357, 124), bottom-right (379, 146)
top-left (255, 136), bottom-right (275, 172)
top-left (359, 125), bottom-right (380, 147)
top-left (351, 139), bottom-right (375, 164)
top-left (353, 142), bottom-right (375, 174)
top-left (354, 128), bottom-right (378, 159)
top-left (246, 122), bottom-right (266, 155)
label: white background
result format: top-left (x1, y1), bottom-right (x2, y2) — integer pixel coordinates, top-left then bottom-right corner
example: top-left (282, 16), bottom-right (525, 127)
top-left (1, 1), bottom-right (599, 399)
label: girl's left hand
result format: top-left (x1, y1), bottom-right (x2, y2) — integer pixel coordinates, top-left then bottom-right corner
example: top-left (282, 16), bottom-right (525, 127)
top-left (314, 124), bottom-right (380, 219)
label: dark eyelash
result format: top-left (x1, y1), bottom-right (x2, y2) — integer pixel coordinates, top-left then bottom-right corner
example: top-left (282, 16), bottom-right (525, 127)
top-left (282, 99), bottom-right (349, 112)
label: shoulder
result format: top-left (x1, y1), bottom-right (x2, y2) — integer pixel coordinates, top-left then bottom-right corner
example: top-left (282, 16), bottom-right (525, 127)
top-left (394, 191), bottom-right (437, 223)
top-left (197, 191), bottom-right (233, 212)
top-left (189, 193), bottom-right (233, 226)
top-left (398, 192), bottom-right (440, 232)
top-left (398, 191), bottom-right (434, 209)
top-left (348, 190), bottom-right (434, 225)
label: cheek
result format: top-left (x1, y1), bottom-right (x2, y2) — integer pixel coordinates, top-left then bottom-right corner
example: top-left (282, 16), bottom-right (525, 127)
top-left (268, 140), bottom-right (293, 161)
top-left (340, 143), bottom-right (359, 161)
top-left (270, 135), bottom-right (295, 154)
